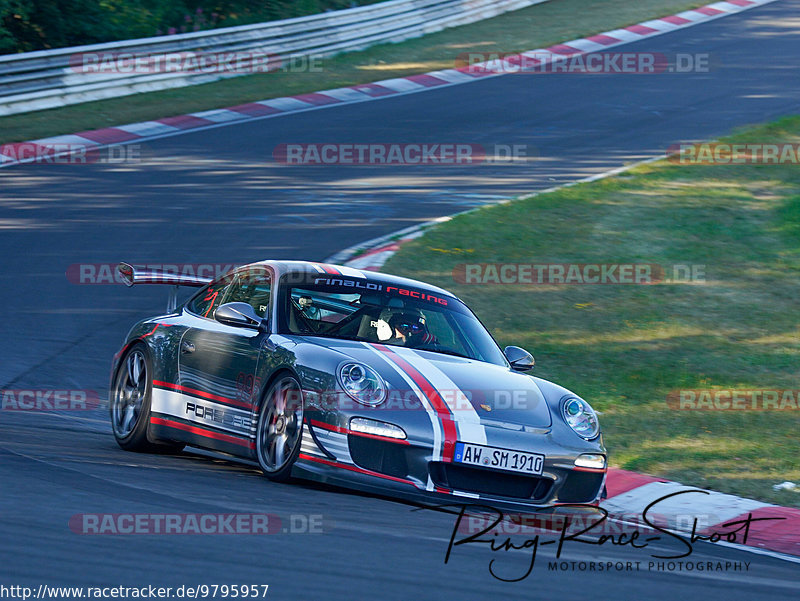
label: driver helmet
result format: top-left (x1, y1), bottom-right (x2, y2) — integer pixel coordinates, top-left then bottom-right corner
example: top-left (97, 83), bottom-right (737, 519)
top-left (388, 310), bottom-right (429, 341)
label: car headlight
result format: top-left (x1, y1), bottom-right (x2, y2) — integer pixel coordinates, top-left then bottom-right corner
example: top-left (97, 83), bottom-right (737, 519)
top-left (337, 362), bottom-right (387, 406)
top-left (562, 397), bottom-right (599, 439)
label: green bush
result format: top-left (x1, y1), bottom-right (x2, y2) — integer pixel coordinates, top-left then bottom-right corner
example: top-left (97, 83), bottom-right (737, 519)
top-left (0, 0), bottom-right (384, 54)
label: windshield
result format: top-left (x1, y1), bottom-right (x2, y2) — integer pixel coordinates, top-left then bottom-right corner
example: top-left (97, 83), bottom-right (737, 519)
top-left (279, 276), bottom-right (507, 366)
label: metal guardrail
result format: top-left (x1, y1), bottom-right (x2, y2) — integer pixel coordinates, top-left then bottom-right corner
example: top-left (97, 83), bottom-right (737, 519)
top-left (0, 0), bottom-right (548, 116)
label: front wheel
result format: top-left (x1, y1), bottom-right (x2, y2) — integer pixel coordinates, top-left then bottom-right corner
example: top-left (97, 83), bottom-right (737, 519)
top-left (256, 375), bottom-right (304, 482)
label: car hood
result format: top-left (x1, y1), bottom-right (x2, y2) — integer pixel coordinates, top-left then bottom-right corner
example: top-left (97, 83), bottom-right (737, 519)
top-left (294, 337), bottom-right (552, 429)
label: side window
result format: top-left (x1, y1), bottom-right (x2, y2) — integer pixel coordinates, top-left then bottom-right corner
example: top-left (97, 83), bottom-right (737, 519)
top-left (187, 276), bottom-right (232, 318)
top-left (223, 269), bottom-right (272, 318)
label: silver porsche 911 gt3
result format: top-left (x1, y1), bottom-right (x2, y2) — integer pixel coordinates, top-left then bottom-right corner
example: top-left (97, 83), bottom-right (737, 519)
top-left (110, 260), bottom-right (606, 510)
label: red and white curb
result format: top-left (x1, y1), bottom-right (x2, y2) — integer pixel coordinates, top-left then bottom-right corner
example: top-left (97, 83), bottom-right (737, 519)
top-left (605, 469), bottom-right (800, 558)
top-left (0, 0), bottom-right (779, 167)
top-left (327, 221), bottom-right (440, 271)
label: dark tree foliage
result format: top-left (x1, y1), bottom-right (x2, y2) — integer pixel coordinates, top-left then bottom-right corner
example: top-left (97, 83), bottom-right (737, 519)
top-left (0, 0), bottom-right (380, 54)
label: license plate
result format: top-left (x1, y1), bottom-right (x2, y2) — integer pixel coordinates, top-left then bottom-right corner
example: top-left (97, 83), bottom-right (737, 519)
top-left (453, 442), bottom-right (544, 475)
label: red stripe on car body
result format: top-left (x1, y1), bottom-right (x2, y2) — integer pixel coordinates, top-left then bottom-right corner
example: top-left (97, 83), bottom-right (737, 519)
top-left (152, 380), bottom-right (251, 409)
top-left (299, 453), bottom-right (415, 485)
top-left (150, 416), bottom-right (255, 449)
top-left (373, 344), bottom-right (457, 461)
top-left (314, 263), bottom-right (341, 275)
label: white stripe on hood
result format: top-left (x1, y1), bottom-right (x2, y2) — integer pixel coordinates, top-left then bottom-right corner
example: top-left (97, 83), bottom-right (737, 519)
top-left (393, 346), bottom-right (487, 446)
top-left (363, 343), bottom-right (440, 491)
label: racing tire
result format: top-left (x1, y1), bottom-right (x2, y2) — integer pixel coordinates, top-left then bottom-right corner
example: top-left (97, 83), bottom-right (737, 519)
top-left (256, 375), bottom-right (304, 482)
top-left (110, 343), bottom-right (183, 453)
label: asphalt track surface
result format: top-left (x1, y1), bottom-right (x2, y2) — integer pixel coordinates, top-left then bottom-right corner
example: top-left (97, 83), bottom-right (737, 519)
top-left (1, 1), bottom-right (800, 598)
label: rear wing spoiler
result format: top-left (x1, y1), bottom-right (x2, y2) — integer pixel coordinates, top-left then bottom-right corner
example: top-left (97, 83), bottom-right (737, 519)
top-left (117, 262), bottom-right (213, 312)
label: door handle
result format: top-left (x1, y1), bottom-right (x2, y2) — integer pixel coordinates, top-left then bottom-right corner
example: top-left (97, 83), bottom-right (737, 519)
top-left (181, 341), bottom-right (196, 354)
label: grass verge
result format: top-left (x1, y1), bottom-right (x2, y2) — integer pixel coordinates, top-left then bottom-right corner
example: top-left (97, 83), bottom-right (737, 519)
top-left (2, 0), bottom-right (710, 143)
top-left (383, 116), bottom-right (800, 507)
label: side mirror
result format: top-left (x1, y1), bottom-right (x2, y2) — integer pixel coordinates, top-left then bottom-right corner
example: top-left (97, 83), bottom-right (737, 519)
top-left (504, 346), bottom-right (535, 372)
top-left (215, 302), bottom-right (265, 331)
